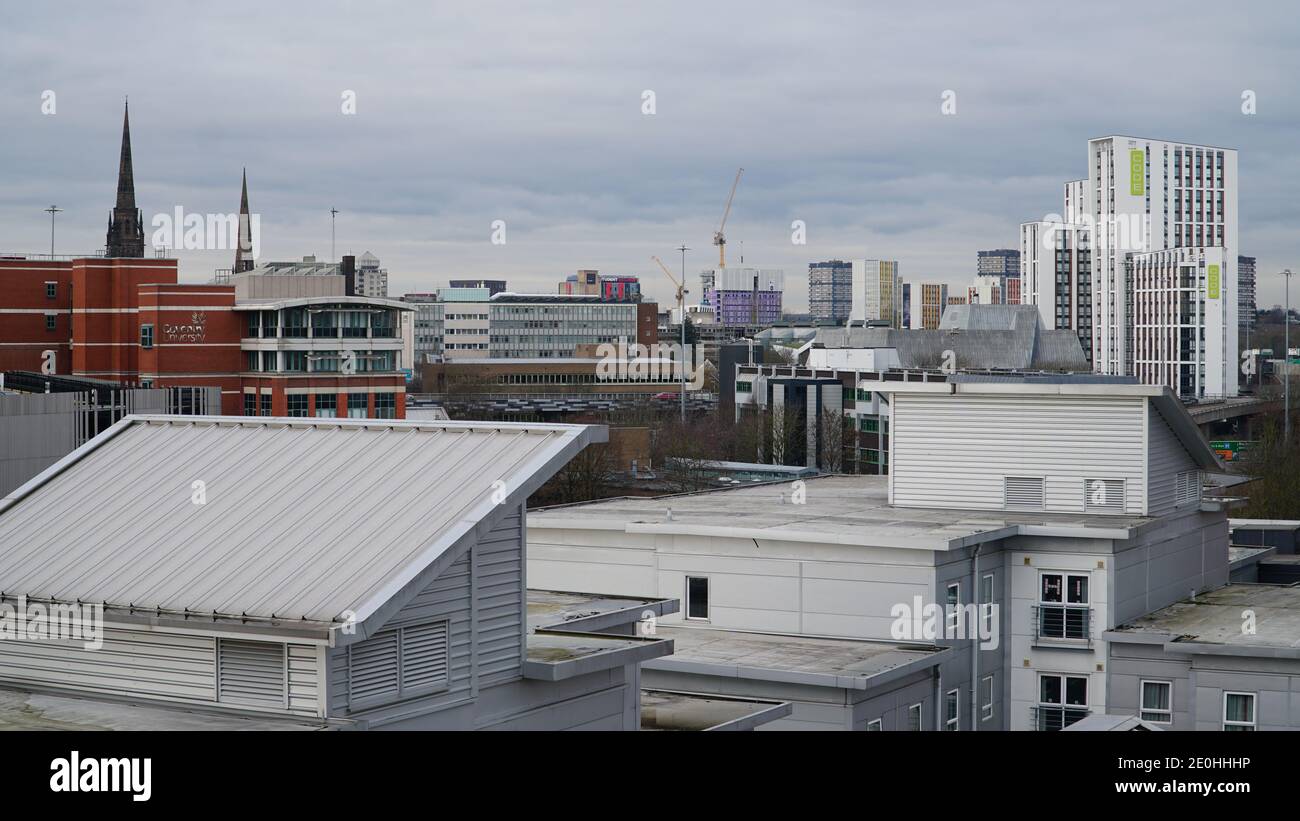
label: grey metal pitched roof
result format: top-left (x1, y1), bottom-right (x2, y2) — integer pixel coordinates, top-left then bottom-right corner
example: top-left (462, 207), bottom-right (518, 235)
top-left (0, 416), bottom-right (603, 629)
top-left (811, 305), bottom-right (1090, 372)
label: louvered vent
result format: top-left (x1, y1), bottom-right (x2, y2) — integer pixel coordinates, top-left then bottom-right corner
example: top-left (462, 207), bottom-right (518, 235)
top-left (1004, 477), bottom-right (1045, 510)
top-left (1176, 470), bottom-right (1201, 505)
top-left (218, 639), bottom-right (286, 709)
top-left (349, 630), bottom-right (399, 706)
top-left (1084, 478), bottom-right (1125, 513)
top-left (401, 621), bottom-right (450, 693)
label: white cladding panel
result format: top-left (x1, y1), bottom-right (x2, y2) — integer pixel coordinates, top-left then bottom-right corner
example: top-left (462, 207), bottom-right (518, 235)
top-left (890, 393), bottom-right (1147, 514)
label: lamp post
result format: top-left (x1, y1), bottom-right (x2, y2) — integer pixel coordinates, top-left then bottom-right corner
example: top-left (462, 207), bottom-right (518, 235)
top-left (677, 244), bottom-right (690, 424)
top-left (44, 205), bottom-right (62, 257)
top-left (1284, 268), bottom-right (1294, 443)
top-left (330, 208), bottom-right (339, 263)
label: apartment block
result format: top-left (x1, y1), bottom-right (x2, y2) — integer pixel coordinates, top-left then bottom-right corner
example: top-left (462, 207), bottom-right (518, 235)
top-left (849, 259), bottom-right (900, 326)
top-left (1087, 136), bottom-right (1238, 398)
top-left (809, 260), bottom-right (854, 322)
top-left (1020, 220), bottom-right (1094, 364)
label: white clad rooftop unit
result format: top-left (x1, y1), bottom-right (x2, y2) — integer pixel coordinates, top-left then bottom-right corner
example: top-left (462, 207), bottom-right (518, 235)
top-left (0, 416), bottom-right (606, 636)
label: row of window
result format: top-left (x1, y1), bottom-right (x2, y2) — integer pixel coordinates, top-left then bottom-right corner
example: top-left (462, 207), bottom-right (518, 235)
top-left (242, 393), bottom-right (395, 418)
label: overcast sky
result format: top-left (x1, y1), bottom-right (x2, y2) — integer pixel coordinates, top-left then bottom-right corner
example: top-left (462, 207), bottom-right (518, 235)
top-left (3, 1), bottom-right (1299, 309)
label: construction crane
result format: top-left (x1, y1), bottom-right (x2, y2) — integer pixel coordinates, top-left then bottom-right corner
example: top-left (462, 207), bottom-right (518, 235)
top-left (713, 167), bottom-right (743, 269)
top-left (653, 254), bottom-right (689, 421)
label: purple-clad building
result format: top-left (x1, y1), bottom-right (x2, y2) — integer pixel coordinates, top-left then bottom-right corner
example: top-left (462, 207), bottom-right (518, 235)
top-left (701, 267), bottom-right (784, 326)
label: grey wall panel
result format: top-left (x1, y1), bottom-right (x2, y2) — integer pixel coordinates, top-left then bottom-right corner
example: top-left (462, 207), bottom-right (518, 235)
top-left (330, 551), bottom-right (474, 716)
top-left (0, 626), bottom-right (217, 704)
top-left (475, 507), bottom-right (525, 685)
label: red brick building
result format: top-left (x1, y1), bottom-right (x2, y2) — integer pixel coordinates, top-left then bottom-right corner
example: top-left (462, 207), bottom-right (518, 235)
top-left (0, 103), bottom-right (410, 419)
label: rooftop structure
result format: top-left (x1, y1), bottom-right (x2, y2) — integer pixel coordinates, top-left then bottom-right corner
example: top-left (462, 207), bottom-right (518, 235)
top-left (0, 414), bottom-right (685, 730)
top-left (805, 304), bottom-right (1090, 372)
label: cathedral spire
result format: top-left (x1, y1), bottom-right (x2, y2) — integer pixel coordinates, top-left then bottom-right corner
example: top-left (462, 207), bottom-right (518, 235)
top-left (234, 168), bottom-right (255, 272)
top-left (106, 98), bottom-right (145, 258)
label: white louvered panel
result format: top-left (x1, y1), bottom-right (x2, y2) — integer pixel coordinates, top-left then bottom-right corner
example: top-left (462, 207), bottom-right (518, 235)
top-left (1084, 478), bottom-right (1126, 513)
top-left (218, 639), bottom-right (286, 709)
top-left (349, 629), bottom-right (399, 705)
top-left (1175, 469), bottom-right (1201, 505)
top-left (1004, 476), bottom-right (1045, 510)
top-left (400, 621), bottom-right (449, 692)
top-left (286, 644), bottom-right (321, 715)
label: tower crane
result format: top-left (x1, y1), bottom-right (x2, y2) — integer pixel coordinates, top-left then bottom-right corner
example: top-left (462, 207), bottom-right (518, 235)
top-left (653, 254), bottom-right (689, 421)
top-left (713, 168), bottom-right (743, 269)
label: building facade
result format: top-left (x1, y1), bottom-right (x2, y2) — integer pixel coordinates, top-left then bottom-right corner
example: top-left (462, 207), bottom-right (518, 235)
top-left (849, 259), bottom-right (900, 326)
top-left (1238, 255), bottom-right (1256, 331)
top-left (809, 260), bottom-right (854, 322)
top-left (700, 267), bottom-right (784, 326)
top-left (1087, 136), bottom-right (1238, 398)
top-left (1020, 220), bottom-right (1094, 365)
top-left (353, 251), bottom-right (388, 298)
top-left (903, 282), bottom-right (949, 330)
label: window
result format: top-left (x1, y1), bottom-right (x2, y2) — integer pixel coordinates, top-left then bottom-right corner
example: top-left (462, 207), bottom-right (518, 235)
top-left (866, 718), bottom-right (883, 731)
top-left (981, 675), bottom-right (995, 722)
top-left (1038, 572), bottom-right (1090, 640)
top-left (44, 281), bottom-right (57, 299)
top-left (287, 395), bottom-right (309, 417)
top-left (1037, 674), bottom-right (1088, 730)
top-left (945, 582), bottom-right (960, 636)
top-left (282, 351), bottom-right (307, 372)
top-left (980, 573), bottom-right (995, 634)
top-left (347, 393), bottom-right (368, 419)
top-left (314, 393), bottom-right (337, 418)
top-left (44, 313), bottom-right (56, 331)
top-left (1084, 477), bottom-right (1125, 513)
top-left (244, 393), bottom-right (257, 416)
top-left (1004, 476), bottom-right (1045, 510)
top-left (260, 394), bottom-right (271, 416)
top-left (944, 688), bottom-right (959, 731)
top-left (1140, 680), bottom-right (1172, 724)
top-left (907, 702), bottom-right (923, 731)
top-left (140, 324), bottom-right (154, 349)
top-left (1223, 692), bottom-right (1256, 731)
top-left (686, 576), bottom-right (709, 620)
top-left (374, 393), bottom-right (395, 419)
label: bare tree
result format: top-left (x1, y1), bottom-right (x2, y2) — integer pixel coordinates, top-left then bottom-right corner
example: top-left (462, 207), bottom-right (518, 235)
top-left (818, 407), bottom-right (849, 473)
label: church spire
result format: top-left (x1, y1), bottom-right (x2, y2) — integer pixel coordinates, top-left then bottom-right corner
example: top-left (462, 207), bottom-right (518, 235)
top-left (234, 168), bottom-right (255, 272)
top-left (106, 98), bottom-right (144, 258)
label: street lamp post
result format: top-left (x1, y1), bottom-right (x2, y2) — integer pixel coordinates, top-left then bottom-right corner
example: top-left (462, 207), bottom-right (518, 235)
top-left (44, 205), bottom-right (62, 257)
top-left (677, 244), bottom-right (690, 424)
top-left (1284, 268), bottom-right (1294, 443)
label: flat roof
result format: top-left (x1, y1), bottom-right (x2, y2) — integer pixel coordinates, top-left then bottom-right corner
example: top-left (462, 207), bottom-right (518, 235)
top-left (0, 416), bottom-right (604, 636)
top-left (643, 626), bottom-right (948, 689)
top-left (524, 631), bottom-right (672, 681)
top-left (1107, 585), bottom-right (1300, 654)
top-left (527, 589), bottom-right (678, 632)
top-left (0, 686), bottom-right (338, 731)
top-left (640, 689), bottom-right (792, 731)
top-left (529, 475), bottom-right (1156, 551)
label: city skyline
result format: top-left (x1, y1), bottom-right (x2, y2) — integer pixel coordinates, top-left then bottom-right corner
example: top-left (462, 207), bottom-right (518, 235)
top-left (2, 1), bottom-right (1298, 311)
